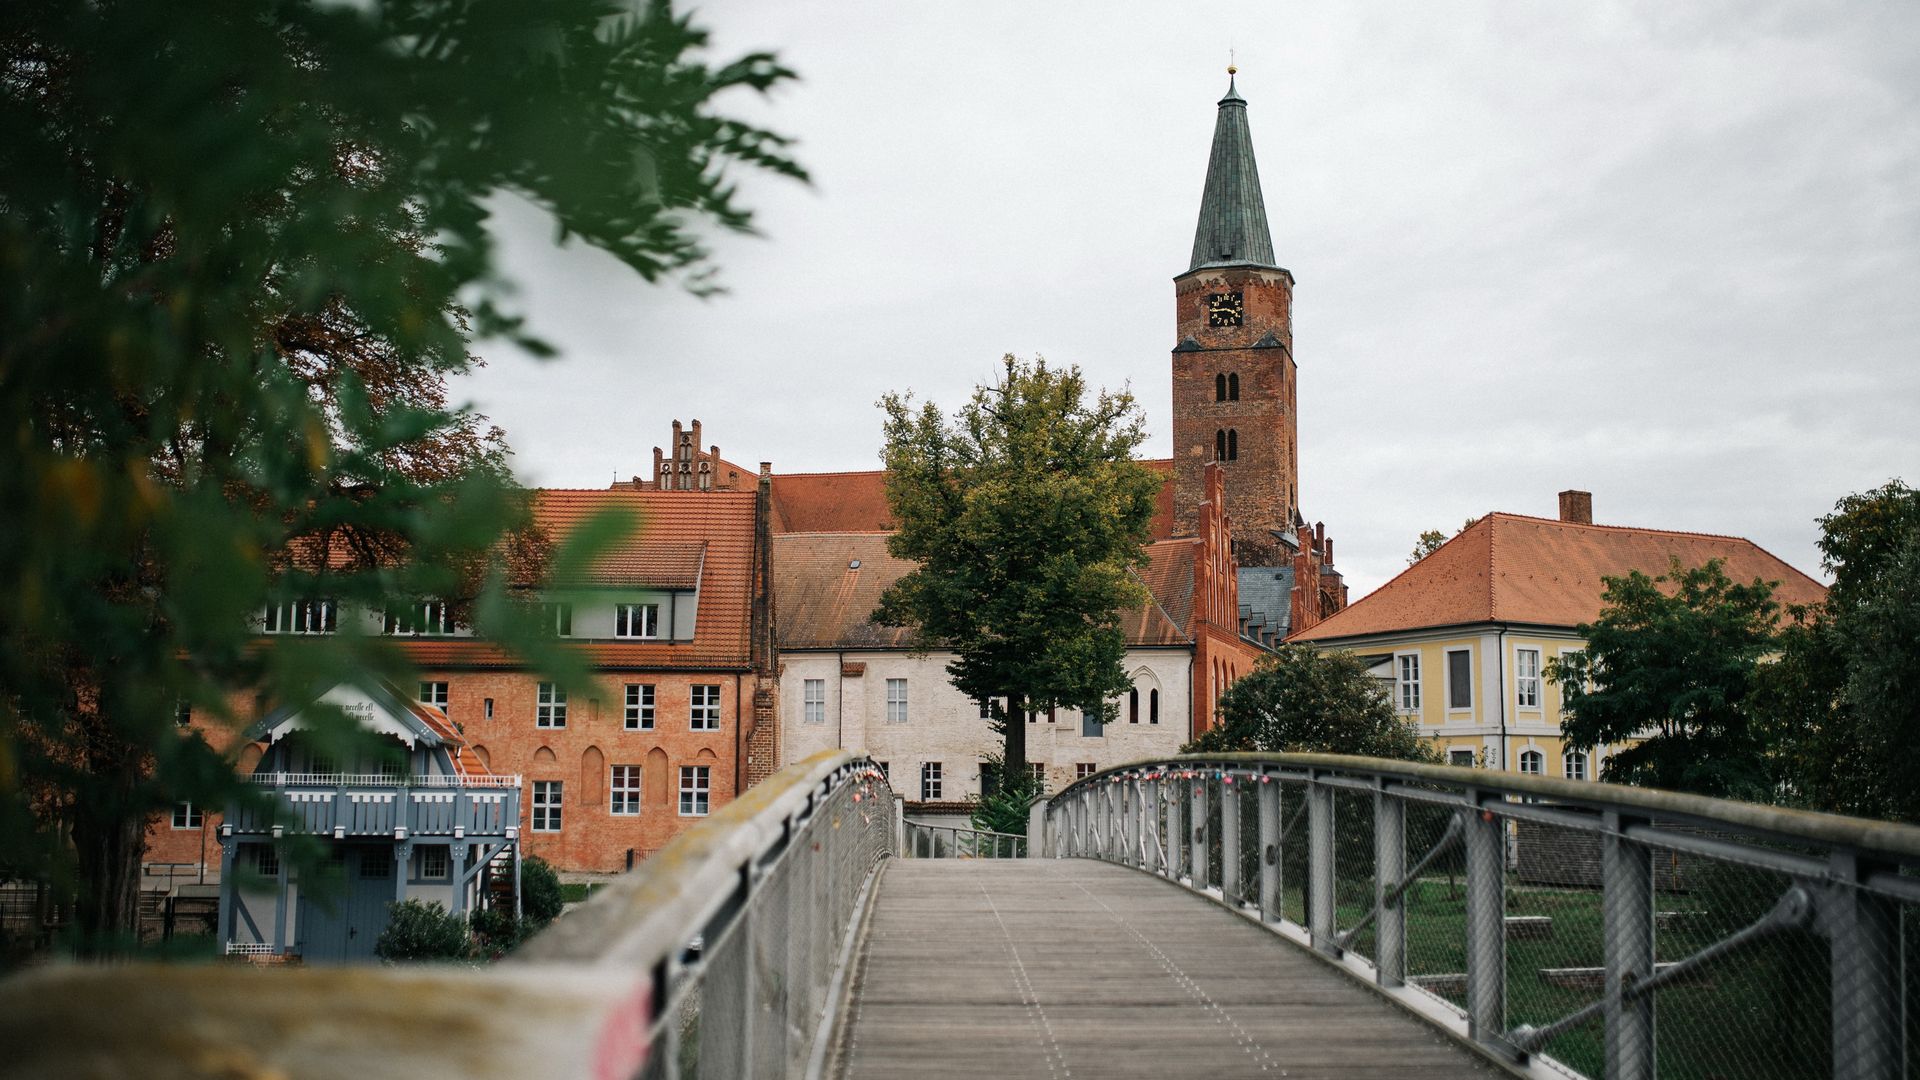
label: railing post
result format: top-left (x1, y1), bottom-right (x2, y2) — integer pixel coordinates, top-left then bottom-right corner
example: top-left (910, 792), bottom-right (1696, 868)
top-left (1135, 776), bottom-right (1149, 869)
top-left (1027, 796), bottom-right (1047, 859)
top-left (1166, 779), bottom-right (1184, 881)
top-left (1221, 774), bottom-right (1241, 907)
top-left (1117, 780), bottom-right (1132, 864)
top-left (1146, 777), bottom-right (1163, 875)
top-left (1463, 801), bottom-right (1508, 1054)
top-left (215, 833), bottom-right (235, 948)
top-left (1258, 775), bottom-right (1280, 923)
top-left (1189, 773), bottom-right (1207, 890)
top-left (1601, 810), bottom-right (1655, 1080)
top-left (1308, 776), bottom-right (1336, 954)
top-left (1827, 852), bottom-right (1902, 1080)
top-left (1374, 782), bottom-right (1404, 987)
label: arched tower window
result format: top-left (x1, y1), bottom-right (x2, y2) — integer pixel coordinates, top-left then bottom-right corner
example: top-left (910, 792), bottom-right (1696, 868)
top-left (1226, 429), bottom-right (1238, 460)
top-left (1215, 429), bottom-right (1227, 460)
top-left (1215, 373), bottom-right (1227, 401)
top-left (1227, 373), bottom-right (1239, 401)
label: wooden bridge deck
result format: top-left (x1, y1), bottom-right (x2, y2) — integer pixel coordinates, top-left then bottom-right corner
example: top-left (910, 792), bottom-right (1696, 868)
top-left (834, 859), bottom-right (1498, 1079)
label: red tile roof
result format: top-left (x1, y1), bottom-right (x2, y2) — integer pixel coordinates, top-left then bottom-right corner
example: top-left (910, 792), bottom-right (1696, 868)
top-left (1290, 513), bottom-right (1827, 642)
top-left (771, 461), bottom-right (1177, 540)
top-left (401, 488), bottom-right (758, 668)
top-left (770, 471), bottom-right (893, 534)
top-left (774, 532), bottom-right (1191, 650)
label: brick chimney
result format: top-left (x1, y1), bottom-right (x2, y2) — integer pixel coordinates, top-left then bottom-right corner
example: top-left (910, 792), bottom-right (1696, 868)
top-left (1558, 490), bottom-right (1593, 525)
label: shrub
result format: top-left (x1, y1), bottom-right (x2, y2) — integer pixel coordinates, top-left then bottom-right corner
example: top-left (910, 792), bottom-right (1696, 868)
top-left (375, 899), bottom-right (471, 962)
top-left (520, 855), bottom-right (565, 929)
top-left (972, 757), bottom-right (1041, 838)
top-left (468, 905), bottom-right (526, 958)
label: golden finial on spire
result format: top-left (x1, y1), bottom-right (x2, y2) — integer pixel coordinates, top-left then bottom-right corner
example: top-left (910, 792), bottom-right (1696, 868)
top-left (1228, 48), bottom-right (1237, 76)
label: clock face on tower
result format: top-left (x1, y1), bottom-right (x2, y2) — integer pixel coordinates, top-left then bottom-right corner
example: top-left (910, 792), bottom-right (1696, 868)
top-left (1206, 291), bottom-right (1245, 327)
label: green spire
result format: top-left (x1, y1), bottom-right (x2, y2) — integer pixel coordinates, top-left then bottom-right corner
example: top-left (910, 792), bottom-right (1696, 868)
top-left (1188, 73), bottom-right (1277, 272)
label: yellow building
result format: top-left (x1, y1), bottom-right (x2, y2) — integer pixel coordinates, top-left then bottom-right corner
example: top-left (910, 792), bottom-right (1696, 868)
top-left (1288, 491), bottom-right (1827, 778)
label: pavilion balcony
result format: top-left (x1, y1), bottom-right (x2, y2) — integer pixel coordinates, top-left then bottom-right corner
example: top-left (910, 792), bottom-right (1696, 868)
top-left (225, 772), bottom-right (522, 841)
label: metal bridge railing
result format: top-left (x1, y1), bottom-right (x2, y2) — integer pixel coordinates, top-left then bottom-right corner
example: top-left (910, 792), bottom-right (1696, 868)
top-left (903, 821), bottom-right (1027, 859)
top-left (1042, 753), bottom-right (1920, 1080)
top-left (0, 750), bottom-right (895, 1080)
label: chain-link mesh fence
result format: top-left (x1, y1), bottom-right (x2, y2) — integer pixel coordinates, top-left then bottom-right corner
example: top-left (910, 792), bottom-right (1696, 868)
top-left (1048, 757), bottom-right (1920, 1080)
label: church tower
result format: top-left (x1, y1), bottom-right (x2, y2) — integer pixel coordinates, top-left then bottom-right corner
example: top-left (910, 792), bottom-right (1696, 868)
top-left (1170, 72), bottom-right (1297, 563)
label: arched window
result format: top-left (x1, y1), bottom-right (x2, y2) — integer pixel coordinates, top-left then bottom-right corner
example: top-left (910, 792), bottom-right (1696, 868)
top-left (1149, 688), bottom-right (1160, 724)
top-left (1226, 429), bottom-right (1238, 460)
top-left (1519, 750), bottom-right (1544, 776)
top-left (1227, 373), bottom-right (1239, 401)
top-left (1215, 373), bottom-right (1227, 401)
top-left (1128, 688), bottom-right (1140, 723)
top-left (1215, 429), bottom-right (1227, 460)
top-left (1563, 750), bottom-right (1589, 781)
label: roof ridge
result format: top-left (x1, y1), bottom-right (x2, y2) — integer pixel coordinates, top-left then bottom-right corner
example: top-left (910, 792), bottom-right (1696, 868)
top-left (773, 530), bottom-right (898, 538)
top-left (1484, 510), bottom-right (1758, 545)
top-left (771, 469), bottom-right (887, 479)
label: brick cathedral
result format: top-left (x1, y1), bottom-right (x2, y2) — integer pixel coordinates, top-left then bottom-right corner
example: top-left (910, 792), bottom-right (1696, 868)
top-left (1171, 71), bottom-right (1348, 636)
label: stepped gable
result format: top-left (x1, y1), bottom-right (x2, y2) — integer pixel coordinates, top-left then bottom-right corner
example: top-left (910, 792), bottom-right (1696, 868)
top-left (1291, 513), bottom-right (1827, 641)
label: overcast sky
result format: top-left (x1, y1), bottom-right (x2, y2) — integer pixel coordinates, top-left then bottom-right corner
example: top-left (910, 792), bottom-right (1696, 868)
top-left (460, 0), bottom-right (1920, 597)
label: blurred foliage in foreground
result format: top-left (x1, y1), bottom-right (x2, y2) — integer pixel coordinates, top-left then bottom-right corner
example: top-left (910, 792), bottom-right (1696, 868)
top-left (0, 0), bottom-right (802, 949)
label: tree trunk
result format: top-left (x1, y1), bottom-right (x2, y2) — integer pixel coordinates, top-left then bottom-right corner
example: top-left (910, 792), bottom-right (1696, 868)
top-left (70, 709), bottom-right (149, 954)
top-left (1004, 692), bottom-right (1027, 780)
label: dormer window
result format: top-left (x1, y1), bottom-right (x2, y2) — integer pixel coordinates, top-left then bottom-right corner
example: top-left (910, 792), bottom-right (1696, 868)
top-left (384, 600), bottom-right (452, 636)
top-left (615, 603), bottom-right (660, 639)
top-left (535, 602), bottom-right (573, 637)
top-left (264, 599), bottom-right (336, 635)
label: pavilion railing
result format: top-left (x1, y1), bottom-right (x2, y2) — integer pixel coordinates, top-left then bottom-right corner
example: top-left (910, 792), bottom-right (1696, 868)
top-left (0, 750), bottom-right (895, 1080)
top-left (1042, 753), bottom-right (1920, 1080)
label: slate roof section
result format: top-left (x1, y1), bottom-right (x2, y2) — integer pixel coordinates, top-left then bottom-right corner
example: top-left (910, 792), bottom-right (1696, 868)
top-left (1188, 75), bottom-right (1279, 273)
top-left (1290, 513), bottom-right (1828, 642)
top-left (774, 532), bottom-right (1193, 650)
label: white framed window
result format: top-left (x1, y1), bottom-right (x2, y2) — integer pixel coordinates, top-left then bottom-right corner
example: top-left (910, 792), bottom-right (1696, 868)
top-left (920, 761), bottom-right (942, 801)
top-left (1516, 648), bottom-right (1542, 709)
top-left (886, 679), bottom-right (908, 723)
top-left (625, 684), bottom-right (655, 730)
top-left (679, 766), bottom-right (710, 816)
top-left (536, 683), bottom-right (567, 728)
top-left (1448, 749), bottom-right (1477, 768)
top-left (1446, 649), bottom-right (1472, 710)
top-left (611, 765), bottom-right (642, 815)
top-left (419, 846), bottom-right (449, 879)
top-left (385, 600), bottom-right (452, 636)
top-left (171, 802), bottom-right (201, 829)
top-left (615, 603), bottom-right (660, 640)
top-left (690, 684), bottom-right (721, 731)
top-left (536, 602), bottom-right (573, 637)
top-left (1519, 749), bottom-right (1545, 776)
top-left (419, 681), bottom-right (449, 714)
top-left (804, 679), bottom-right (826, 724)
top-left (263, 599), bottom-right (336, 635)
top-left (1028, 763), bottom-right (1046, 786)
top-left (1396, 653), bottom-right (1422, 712)
top-left (257, 844), bottom-right (280, 878)
top-left (532, 780), bottom-right (563, 831)
top-left (1076, 763), bottom-right (1097, 781)
top-left (1564, 750), bottom-right (1589, 781)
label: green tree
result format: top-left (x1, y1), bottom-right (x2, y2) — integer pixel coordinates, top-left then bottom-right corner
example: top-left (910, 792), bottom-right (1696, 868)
top-left (1185, 645), bottom-right (1439, 761)
top-left (875, 356), bottom-right (1160, 778)
top-left (1755, 481), bottom-right (1920, 820)
top-left (0, 0), bottom-right (801, 946)
top-left (1408, 530), bottom-right (1447, 566)
top-left (1549, 559), bottom-right (1781, 799)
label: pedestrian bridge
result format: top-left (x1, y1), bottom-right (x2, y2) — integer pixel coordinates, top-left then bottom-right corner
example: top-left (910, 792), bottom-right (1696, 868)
top-left (5, 751), bottom-right (1917, 1079)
